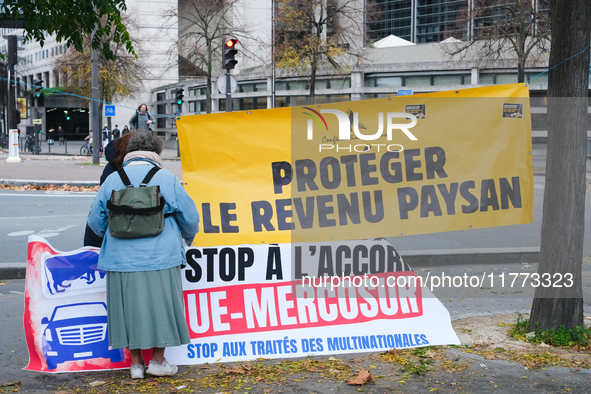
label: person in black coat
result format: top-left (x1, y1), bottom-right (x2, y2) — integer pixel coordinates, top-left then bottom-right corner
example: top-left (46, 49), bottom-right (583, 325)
top-left (58, 126), bottom-right (65, 145)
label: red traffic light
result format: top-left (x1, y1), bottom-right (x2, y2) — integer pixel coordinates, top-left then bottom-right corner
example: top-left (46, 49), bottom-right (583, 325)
top-left (225, 39), bottom-right (237, 48)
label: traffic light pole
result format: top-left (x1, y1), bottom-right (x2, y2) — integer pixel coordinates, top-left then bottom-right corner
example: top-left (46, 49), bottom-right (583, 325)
top-left (225, 70), bottom-right (232, 112)
top-left (7, 63), bottom-right (14, 132)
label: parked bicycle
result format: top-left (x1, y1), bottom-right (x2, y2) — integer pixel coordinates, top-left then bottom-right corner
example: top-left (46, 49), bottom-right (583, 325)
top-left (80, 142), bottom-right (102, 156)
top-left (0, 134), bottom-right (8, 149)
top-left (24, 134), bottom-right (41, 153)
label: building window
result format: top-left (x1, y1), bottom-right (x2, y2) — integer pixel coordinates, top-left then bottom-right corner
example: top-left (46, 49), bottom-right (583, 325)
top-left (527, 73), bottom-right (548, 85)
top-left (189, 101), bottom-right (204, 113)
top-left (433, 75), bottom-right (462, 86)
top-left (496, 74), bottom-right (518, 84)
top-left (156, 104), bottom-right (166, 128)
top-left (479, 74), bottom-right (495, 84)
top-left (254, 83), bottom-right (267, 92)
top-left (275, 96), bottom-right (289, 107)
top-left (375, 76), bottom-right (403, 88)
top-left (276, 82), bottom-right (288, 91)
top-left (239, 83), bottom-right (255, 93)
top-left (404, 76), bottom-right (431, 87)
top-left (289, 81), bottom-right (308, 91)
top-left (156, 92), bottom-right (165, 101)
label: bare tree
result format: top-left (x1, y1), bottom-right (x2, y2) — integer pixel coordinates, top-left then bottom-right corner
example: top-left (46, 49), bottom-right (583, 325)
top-left (528, 0), bottom-right (591, 331)
top-left (274, 0), bottom-right (365, 102)
top-left (447, 0), bottom-right (550, 83)
top-left (168, 0), bottom-right (262, 113)
top-left (54, 15), bottom-right (145, 125)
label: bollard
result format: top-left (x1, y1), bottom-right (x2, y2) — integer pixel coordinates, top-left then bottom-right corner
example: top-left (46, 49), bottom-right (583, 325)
top-left (65, 139), bottom-right (67, 154)
top-left (6, 129), bottom-right (22, 162)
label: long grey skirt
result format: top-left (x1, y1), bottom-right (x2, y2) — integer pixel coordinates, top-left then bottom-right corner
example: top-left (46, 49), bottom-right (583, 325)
top-left (106, 266), bottom-right (191, 350)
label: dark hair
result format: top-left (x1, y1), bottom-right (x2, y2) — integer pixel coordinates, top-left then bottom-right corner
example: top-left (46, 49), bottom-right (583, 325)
top-left (138, 103), bottom-right (148, 111)
top-left (126, 131), bottom-right (163, 155)
top-left (113, 132), bottom-right (135, 168)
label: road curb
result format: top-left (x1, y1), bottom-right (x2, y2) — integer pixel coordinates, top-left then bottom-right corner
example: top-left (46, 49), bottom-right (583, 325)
top-left (403, 249), bottom-right (539, 267)
top-left (0, 179), bottom-right (99, 187)
top-left (0, 250), bottom-right (541, 280)
top-left (0, 263), bottom-right (27, 280)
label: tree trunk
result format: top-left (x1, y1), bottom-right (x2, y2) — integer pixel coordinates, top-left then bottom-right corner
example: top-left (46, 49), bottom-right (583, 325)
top-left (309, 58), bottom-right (317, 105)
top-left (528, 0), bottom-right (591, 331)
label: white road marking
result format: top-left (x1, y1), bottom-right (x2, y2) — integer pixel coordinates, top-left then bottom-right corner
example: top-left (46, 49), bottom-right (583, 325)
top-left (0, 193), bottom-right (96, 197)
top-left (0, 214), bottom-right (88, 220)
top-left (7, 230), bottom-right (35, 236)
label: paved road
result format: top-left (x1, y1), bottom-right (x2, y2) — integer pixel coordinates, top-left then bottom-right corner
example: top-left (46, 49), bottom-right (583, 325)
top-left (0, 190), bottom-right (95, 264)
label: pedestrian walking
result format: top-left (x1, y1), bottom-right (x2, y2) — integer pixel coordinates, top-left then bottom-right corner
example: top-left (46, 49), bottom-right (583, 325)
top-left (129, 104), bottom-right (156, 132)
top-left (84, 131), bottom-right (94, 154)
top-left (122, 125), bottom-right (131, 135)
top-left (102, 124), bottom-right (110, 147)
top-left (57, 126), bottom-right (65, 145)
top-left (112, 125), bottom-right (121, 140)
top-left (47, 129), bottom-right (55, 145)
top-left (87, 132), bottom-right (199, 379)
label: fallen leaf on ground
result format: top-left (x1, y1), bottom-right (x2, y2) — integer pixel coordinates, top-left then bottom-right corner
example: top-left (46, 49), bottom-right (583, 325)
top-left (347, 369), bottom-right (373, 385)
top-left (388, 349), bottom-right (398, 355)
top-left (450, 382), bottom-right (457, 386)
top-left (224, 367), bottom-right (245, 374)
top-left (485, 355), bottom-right (496, 360)
top-left (0, 382), bottom-right (20, 388)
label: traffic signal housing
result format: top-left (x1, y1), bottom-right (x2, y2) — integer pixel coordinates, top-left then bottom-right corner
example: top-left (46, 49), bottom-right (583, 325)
top-left (33, 79), bottom-right (44, 107)
top-left (222, 38), bottom-right (238, 70)
top-left (175, 88), bottom-right (184, 105)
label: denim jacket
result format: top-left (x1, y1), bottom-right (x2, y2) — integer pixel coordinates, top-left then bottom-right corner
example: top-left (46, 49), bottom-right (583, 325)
top-left (87, 159), bottom-right (199, 272)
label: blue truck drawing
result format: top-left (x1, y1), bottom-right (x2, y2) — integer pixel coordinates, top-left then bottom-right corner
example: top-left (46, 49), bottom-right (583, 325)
top-left (44, 251), bottom-right (106, 295)
top-left (41, 302), bottom-right (124, 370)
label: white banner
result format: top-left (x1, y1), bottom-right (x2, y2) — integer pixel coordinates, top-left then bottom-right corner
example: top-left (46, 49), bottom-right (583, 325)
top-left (24, 236), bottom-right (459, 372)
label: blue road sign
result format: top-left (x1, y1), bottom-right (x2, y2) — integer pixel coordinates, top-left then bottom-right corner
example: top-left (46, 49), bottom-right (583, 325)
top-left (397, 89), bottom-right (413, 96)
top-left (104, 105), bottom-right (116, 117)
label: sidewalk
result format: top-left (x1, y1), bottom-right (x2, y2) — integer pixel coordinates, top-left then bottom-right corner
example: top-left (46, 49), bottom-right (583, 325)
top-left (0, 140), bottom-right (182, 188)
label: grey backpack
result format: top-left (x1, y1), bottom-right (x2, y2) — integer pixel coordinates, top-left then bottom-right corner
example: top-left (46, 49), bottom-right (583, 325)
top-left (107, 166), bottom-right (167, 239)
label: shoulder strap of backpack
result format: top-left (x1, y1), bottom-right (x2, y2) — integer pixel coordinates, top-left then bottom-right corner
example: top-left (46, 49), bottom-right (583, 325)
top-left (117, 168), bottom-right (133, 188)
top-left (140, 166), bottom-right (160, 187)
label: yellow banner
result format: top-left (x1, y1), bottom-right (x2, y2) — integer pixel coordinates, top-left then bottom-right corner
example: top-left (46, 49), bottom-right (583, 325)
top-left (178, 84), bottom-right (533, 247)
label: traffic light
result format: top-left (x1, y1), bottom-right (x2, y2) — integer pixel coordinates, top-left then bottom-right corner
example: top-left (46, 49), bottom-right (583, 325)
top-left (222, 38), bottom-right (238, 70)
top-left (33, 79), bottom-right (44, 107)
top-left (175, 88), bottom-right (184, 105)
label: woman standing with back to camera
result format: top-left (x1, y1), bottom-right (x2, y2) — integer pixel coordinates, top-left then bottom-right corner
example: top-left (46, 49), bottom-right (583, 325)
top-left (129, 103), bottom-right (156, 132)
top-left (87, 132), bottom-right (199, 379)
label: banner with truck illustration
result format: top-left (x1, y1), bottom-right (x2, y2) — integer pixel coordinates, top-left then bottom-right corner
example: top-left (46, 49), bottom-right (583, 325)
top-left (24, 236), bottom-right (459, 372)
